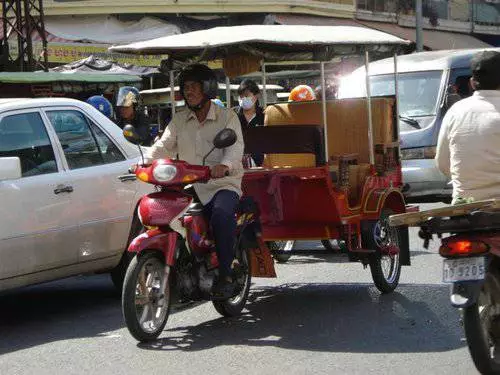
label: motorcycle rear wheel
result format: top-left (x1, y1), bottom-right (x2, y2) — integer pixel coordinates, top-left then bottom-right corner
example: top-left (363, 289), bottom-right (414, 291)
top-left (213, 248), bottom-right (251, 317)
top-left (122, 251), bottom-right (171, 342)
top-left (463, 283), bottom-right (500, 374)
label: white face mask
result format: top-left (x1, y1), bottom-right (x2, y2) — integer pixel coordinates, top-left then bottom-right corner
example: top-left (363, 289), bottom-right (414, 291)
top-left (239, 96), bottom-right (255, 110)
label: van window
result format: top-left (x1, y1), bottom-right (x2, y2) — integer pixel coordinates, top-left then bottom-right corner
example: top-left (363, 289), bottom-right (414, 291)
top-left (449, 68), bottom-right (472, 99)
top-left (339, 70), bottom-right (444, 131)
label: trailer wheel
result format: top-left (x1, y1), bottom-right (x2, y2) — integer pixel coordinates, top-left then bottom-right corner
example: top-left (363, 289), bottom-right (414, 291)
top-left (363, 209), bottom-right (402, 294)
top-left (267, 240), bottom-right (294, 263)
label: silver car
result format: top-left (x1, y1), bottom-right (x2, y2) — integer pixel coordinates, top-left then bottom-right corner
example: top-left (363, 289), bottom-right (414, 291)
top-left (0, 98), bottom-right (150, 292)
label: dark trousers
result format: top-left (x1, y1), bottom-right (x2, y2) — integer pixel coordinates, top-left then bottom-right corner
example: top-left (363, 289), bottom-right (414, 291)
top-left (204, 190), bottom-right (240, 278)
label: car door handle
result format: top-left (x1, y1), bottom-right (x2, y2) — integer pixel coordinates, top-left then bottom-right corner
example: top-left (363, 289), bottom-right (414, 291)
top-left (54, 185), bottom-right (74, 194)
top-left (118, 174), bottom-right (137, 182)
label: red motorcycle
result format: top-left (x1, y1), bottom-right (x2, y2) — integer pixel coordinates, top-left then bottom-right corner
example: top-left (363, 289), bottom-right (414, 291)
top-left (121, 125), bottom-right (261, 342)
top-left (390, 201), bottom-right (500, 374)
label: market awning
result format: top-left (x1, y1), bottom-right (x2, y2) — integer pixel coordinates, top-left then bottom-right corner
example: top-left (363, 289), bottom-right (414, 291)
top-left (357, 21), bottom-right (492, 50)
top-left (44, 15), bottom-right (182, 44)
top-left (109, 24), bottom-right (410, 62)
top-left (0, 72), bottom-right (141, 84)
top-left (271, 13), bottom-right (361, 27)
top-left (49, 55), bottom-right (159, 76)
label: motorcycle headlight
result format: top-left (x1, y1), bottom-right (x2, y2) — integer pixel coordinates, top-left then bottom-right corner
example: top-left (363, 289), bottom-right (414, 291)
top-left (152, 164), bottom-right (177, 182)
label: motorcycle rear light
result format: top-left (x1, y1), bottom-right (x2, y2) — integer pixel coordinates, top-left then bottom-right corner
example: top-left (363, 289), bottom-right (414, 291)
top-left (439, 240), bottom-right (489, 257)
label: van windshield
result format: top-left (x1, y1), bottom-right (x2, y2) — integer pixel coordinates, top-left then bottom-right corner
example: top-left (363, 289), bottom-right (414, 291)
top-left (339, 70), bottom-right (443, 125)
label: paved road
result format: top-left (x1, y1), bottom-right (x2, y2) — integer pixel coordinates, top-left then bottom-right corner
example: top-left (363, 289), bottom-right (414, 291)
top-left (0, 204), bottom-right (478, 375)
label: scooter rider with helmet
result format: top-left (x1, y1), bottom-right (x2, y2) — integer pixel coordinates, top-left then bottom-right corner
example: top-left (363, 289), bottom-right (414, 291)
top-left (116, 86), bottom-right (153, 144)
top-left (86, 95), bottom-right (114, 120)
top-left (144, 64), bottom-right (245, 300)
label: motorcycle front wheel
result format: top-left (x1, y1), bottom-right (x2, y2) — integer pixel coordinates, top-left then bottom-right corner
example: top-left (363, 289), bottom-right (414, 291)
top-left (213, 248), bottom-right (252, 317)
top-left (463, 280), bottom-right (500, 374)
top-left (122, 251), bottom-right (171, 342)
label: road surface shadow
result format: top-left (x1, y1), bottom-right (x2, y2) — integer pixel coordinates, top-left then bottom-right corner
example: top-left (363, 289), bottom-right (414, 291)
top-left (0, 275), bottom-right (122, 355)
top-left (139, 282), bottom-right (465, 354)
top-left (0, 274), bottom-right (209, 355)
top-left (0, 275), bottom-right (463, 356)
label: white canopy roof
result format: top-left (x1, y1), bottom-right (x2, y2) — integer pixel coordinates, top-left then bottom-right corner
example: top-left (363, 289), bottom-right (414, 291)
top-left (140, 83), bottom-right (283, 95)
top-left (109, 25), bottom-right (410, 62)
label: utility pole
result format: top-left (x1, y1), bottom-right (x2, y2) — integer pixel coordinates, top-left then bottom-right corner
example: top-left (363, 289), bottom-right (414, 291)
top-left (1, 0), bottom-right (48, 71)
top-left (470, 0), bottom-right (475, 33)
top-left (415, 0), bottom-right (423, 51)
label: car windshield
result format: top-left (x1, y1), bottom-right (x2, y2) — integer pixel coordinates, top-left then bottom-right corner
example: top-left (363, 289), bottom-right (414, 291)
top-left (339, 70), bottom-right (443, 124)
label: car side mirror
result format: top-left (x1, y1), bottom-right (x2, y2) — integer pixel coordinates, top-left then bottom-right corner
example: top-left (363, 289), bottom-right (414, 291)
top-left (213, 128), bottom-right (237, 149)
top-left (0, 157), bottom-right (22, 181)
top-left (123, 124), bottom-right (145, 145)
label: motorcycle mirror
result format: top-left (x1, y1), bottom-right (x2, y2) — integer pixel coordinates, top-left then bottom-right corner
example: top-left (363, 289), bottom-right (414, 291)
top-left (213, 128), bottom-right (237, 149)
top-left (123, 124), bottom-right (145, 145)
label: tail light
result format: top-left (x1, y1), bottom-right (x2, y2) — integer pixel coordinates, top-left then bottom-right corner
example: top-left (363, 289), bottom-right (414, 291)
top-left (439, 239), bottom-right (489, 257)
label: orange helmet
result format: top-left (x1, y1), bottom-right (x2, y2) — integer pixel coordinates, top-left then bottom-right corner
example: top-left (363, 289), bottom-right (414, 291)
top-left (288, 85), bottom-right (316, 101)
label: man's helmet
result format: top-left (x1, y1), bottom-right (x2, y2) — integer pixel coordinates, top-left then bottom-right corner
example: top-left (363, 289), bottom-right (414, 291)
top-left (86, 95), bottom-right (113, 119)
top-left (179, 64), bottom-right (218, 102)
top-left (288, 85), bottom-right (316, 102)
top-left (117, 86), bottom-right (140, 107)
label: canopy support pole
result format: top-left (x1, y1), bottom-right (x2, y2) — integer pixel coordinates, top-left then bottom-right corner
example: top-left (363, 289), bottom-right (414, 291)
top-left (225, 76), bottom-right (231, 108)
top-left (393, 53), bottom-right (401, 155)
top-left (169, 70), bottom-right (176, 123)
top-left (320, 61), bottom-right (329, 163)
top-left (365, 51), bottom-right (375, 165)
top-left (261, 60), bottom-right (267, 107)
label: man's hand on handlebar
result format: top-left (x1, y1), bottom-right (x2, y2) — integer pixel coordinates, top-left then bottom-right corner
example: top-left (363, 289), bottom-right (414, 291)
top-left (211, 164), bottom-right (230, 178)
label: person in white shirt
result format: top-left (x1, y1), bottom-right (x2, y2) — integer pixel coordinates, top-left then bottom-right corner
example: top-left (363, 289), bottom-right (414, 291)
top-left (435, 50), bottom-right (500, 204)
top-left (146, 64), bottom-right (245, 299)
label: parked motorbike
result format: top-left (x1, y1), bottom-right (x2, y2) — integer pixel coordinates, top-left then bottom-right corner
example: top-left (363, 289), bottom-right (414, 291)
top-left (121, 125), bottom-right (262, 342)
top-left (397, 203), bottom-right (500, 374)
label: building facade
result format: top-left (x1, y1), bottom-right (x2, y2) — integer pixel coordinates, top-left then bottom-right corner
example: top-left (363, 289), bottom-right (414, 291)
top-left (2, 0), bottom-right (499, 70)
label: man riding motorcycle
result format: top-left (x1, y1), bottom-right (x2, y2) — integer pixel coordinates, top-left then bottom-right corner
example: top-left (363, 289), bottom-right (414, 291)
top-left (116, 86), bottom-right (153, 144)
top-left (435, 50), bottom-right (500, 204)
top-left (143, 64), bottom-right (245, 299)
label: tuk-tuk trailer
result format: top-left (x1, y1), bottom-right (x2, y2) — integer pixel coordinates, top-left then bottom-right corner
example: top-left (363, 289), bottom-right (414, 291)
top-left (110, 25), bottom-right (415, 294)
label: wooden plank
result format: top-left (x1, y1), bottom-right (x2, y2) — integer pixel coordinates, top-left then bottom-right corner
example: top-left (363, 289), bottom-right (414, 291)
top-left (389, 199), bottom-right (500, 227)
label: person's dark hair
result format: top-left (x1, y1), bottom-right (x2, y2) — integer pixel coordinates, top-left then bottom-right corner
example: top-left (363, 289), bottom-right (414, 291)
top-left (470, 51), bottom-right (500, 90)
top-left (237, 79), bottom-right (260, 96)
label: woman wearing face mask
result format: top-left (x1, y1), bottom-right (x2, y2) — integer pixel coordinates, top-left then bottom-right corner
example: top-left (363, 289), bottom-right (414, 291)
top-left (235, 79), bottom-right (265, 166)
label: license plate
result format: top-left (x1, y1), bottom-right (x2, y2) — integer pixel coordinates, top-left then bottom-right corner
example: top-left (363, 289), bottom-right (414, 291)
top-left (443, 257), bottom-right (486, 283)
